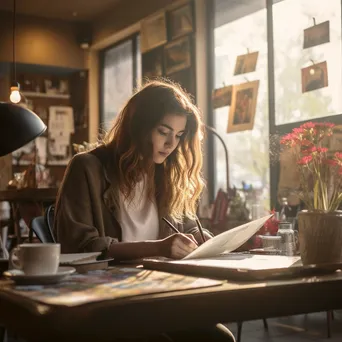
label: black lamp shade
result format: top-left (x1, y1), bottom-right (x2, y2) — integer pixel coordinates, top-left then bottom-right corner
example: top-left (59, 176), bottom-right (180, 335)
top-left (0, 102), bottom-right (47, 157)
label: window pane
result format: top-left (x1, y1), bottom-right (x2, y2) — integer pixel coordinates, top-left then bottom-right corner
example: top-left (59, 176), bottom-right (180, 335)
top-left (136, 35), bottom-right (142, 87)
top-left (273, 0), bottom-right (342, 125)
top-left (213, 1), bottom-right (270, 211)
top-left (102, 40), bottom-right (133, 130)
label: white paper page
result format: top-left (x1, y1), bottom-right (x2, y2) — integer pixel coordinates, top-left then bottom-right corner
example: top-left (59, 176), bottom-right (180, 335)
top-left (183, 215), bottom-right (273, 260)
top-left (174, 254), bottom-right (301, 270)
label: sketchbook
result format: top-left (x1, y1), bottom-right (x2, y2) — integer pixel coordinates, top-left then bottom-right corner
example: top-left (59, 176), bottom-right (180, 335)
top-left (143, 215), bottom-right (342, 280)
top-left (183, 215), bottom-right (273, 260)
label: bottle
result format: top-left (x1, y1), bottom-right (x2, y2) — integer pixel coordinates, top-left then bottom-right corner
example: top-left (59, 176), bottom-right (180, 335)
top-left (279, 197), bottom-right (288, 221)
top-left (277, 222), bottom-right (298, 256)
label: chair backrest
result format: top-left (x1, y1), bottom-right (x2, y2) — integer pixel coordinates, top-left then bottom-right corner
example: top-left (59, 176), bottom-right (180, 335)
top-left (30, 216), bottom-right (55, 243)
top-left (45, 205), bottom-right (56, 243)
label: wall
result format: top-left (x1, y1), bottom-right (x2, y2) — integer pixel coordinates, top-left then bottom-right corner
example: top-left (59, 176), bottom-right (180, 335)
top-left (0, 11), bottom-right (86, 69)
top-left (92, 0), bottom-right (176, 47)
top-left (88, 0), bottom-right (189, 142)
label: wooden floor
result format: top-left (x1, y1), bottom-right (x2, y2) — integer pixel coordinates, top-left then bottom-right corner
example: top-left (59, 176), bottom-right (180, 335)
top-left (4, 311), bottom-right (342, 341)
top-left (226, 311), bottom-right (342, 341)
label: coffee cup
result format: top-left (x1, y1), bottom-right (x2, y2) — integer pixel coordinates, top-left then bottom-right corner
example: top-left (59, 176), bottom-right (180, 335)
top-left (9, 243), bottom-right (60, 276)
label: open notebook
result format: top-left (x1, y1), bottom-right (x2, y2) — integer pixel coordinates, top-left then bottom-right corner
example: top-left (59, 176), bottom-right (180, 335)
top-left (143, 215), bottom-right (342, 280)
top-left (183, 215), bottom-right (273, 260)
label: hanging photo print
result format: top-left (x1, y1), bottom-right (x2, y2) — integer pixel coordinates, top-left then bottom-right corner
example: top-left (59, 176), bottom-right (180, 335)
top-left (212, 85), bottom-right (232, 109)
top-left (227, 80), bottom-right (259, 133)
top-left (301, 61), bottom-right (328, 93)
top-left (234, 51), bottom-right (259, 75)
top-left (303, 20), bottom-right (330, 49)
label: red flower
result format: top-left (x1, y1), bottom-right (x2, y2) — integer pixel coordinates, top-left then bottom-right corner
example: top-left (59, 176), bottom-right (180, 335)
top-left (280, 121), bottom-right (340, 212)
top-left (293, 127), bottom-right (304, 134)
top-left (280, 133), bottom-right (299, 146)
top-left (314, 122), bottom-right (335, 128)
top-left (301, 122), bottom-right (316, 129)
top-left (297, 155), bottom-right (313, 165)
top-left (335, 152), bottom-right (342, 160)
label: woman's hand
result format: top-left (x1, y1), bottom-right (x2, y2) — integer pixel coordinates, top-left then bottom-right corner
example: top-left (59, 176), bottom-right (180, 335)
top-left (193, 230), bottom-right (212, 245)
top-left (159, 233), bottom-right (198, 259)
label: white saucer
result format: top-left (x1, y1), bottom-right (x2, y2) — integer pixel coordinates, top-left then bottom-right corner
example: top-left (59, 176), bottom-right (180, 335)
top-left (3, 266), bottom-right (76, 285)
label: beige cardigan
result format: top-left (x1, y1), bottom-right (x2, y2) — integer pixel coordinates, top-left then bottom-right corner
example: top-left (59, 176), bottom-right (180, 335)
top-left (54, 145), bottom-right (205, 254)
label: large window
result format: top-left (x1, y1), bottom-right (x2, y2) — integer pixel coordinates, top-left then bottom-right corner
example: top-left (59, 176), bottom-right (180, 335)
top-left (213, 0), bottom-right (270, 211)
top-left (100, 35), bottom-right (141, 131)
top-left (273, 0), bottom-right (342, 125)
top-left (212, 0), bottom-right (342, 210)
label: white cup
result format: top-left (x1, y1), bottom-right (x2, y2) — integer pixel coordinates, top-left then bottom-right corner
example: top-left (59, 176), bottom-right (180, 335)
top-left (9, 243), bottom-right (60, 276)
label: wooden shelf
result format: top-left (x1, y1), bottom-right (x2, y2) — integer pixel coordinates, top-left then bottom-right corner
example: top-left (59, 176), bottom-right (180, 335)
top-left (22, 91), bottom-right (70, 99)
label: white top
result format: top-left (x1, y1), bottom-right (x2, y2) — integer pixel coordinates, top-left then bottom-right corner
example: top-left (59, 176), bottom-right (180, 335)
top-left (118, 176), bottom-right (159, 242)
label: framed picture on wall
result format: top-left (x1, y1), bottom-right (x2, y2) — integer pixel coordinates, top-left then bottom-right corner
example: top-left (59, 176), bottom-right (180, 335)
top-left (142, 46), bottom-right (164, 79)
top-left (164, 36), bottom-right (191, 75)
top-left (303, 21), bottom-right (330, 49)
top-left (234, 52), bottom-right (259, 75)
top-left (141, 12), bottom-right (167, 53)
top-left (227, 80), bottom-right (259, 133)
top-left (301, 61), bottom-right (328, 93)
top-left (169, 4), bottom-right (193, 40)
top-left (212, 85), bottom-right (232, 109)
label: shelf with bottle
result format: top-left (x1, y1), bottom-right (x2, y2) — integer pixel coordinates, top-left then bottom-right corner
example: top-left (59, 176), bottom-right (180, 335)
top-left (21, 91), bottom-right (70, 99)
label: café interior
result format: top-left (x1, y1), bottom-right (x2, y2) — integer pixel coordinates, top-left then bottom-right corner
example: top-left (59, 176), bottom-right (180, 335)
top-left (0, 0), bottom-right (342, 341)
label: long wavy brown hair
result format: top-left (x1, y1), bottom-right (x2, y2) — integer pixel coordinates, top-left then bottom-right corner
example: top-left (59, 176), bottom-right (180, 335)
top-left (103, 80), bottom-right (204, 222)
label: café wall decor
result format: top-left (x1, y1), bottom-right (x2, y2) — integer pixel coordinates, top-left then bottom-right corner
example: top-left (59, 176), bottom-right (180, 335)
top-left (227, 80), bottom-right (259, 133)
top-left (141, 12), bottom-right (167, 53)
top-left (141, 1), bottom-right (195, 97)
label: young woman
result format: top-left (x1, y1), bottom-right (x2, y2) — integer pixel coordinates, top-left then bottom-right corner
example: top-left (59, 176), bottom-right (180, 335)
top-left (54, 80), bottom-right (213, 259)
top-left (54, 80), bottom-right (235, 341)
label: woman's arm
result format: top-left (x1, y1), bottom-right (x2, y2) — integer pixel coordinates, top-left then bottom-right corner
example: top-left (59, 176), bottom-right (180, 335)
top-left (54, 154), bottom-right (116, 253)
top-left (108, 233), bottom-right (198, 260)
top-left (108, 240), bottom-right (161, 260)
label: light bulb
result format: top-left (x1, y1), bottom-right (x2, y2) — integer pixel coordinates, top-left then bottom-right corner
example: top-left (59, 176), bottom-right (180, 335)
top-left (9, 83), bottom-right (21, 104)
top-left (10, 89), bottom-right (21, 103)
top-left (309, 68), bottom-right (315, 75)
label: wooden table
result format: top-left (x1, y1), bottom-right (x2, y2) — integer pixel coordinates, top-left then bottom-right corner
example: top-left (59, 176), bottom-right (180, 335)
top-left (0, 270), bottom-right (341, 342)
top-left (0, 188), bottom-right (58, 203)
top-left (0, 188), bottom-right (58, 245)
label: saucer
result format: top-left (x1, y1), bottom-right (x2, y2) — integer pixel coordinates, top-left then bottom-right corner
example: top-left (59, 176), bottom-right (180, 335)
top-left (3, 266), bottom-right (76, 285)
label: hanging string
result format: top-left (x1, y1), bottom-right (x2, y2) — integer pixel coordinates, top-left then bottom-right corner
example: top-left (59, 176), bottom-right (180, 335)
top-left (12, 0), bottom-right (16, 81)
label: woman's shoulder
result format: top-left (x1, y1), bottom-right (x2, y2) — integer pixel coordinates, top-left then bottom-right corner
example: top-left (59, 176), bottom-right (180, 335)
top-left (69, 145), bottom-right (109, 172)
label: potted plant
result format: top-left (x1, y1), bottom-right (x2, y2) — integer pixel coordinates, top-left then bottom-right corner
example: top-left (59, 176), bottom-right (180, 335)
top-left (280, 122), bottom-right (342, 265)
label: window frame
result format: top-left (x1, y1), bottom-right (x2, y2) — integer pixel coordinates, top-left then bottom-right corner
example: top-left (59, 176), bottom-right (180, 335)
top-left (208, 0), bottom-right (342, 209)
top-left (99, 33), bottom-right (140, 126)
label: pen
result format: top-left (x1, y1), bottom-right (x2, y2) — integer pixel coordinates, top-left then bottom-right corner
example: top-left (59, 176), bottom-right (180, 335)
top-left (195, 218), bottom-right (206, 244)
top-left (163, 217), bottom-right (205, 245)
top-left (162, 217), bottom-right (181, 234)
